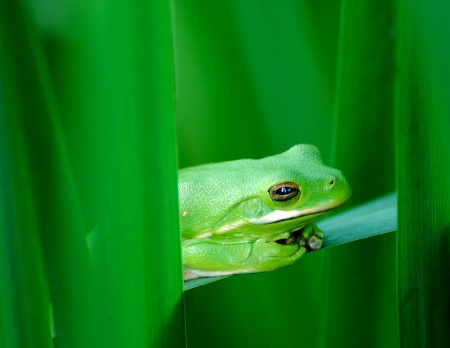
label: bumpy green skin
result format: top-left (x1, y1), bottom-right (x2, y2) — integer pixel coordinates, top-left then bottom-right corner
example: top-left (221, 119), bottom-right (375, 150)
top-left (179, 144), bottom-right (351, 280)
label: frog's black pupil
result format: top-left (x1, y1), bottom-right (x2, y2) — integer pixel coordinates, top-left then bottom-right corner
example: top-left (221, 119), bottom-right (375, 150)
top-left (277, 187), bottom-right (292, 195)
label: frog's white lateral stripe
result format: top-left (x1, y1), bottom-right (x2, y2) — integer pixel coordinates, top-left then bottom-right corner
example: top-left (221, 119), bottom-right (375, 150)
top-left (249, 208), bottom-right (327, 225)
top-left (215, 207), bottom-right (325, 233)
top-left (195, 231), bottom-right (213, 239)
top-left (249, 210), bottom-right (303, 225)
top-left (217, 221), bottom-right (244, 233)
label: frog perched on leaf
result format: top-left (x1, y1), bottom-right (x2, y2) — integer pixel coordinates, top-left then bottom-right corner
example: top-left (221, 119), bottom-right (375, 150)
top-left (179, 144), bottom-right (351, 280)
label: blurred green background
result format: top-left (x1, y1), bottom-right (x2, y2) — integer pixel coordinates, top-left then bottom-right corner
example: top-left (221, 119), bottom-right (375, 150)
top-left (2, 0), bottom-right (450, 347)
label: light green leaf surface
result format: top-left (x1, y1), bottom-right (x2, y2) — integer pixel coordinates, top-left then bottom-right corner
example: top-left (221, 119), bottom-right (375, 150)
top-left (321, 193), bottom-right (397, 248)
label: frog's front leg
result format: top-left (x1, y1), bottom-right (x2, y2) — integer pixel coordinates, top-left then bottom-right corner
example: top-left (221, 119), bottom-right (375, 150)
top-left (299, 223), bottom-right (324, 251)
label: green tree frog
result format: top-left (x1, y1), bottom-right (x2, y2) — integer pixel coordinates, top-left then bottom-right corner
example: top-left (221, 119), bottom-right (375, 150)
top-left (179, 144), bottom-right (351, 281)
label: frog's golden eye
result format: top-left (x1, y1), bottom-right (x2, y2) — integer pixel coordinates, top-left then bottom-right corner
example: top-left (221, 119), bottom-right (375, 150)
top-left (269, 182), bottom-right (300, 202)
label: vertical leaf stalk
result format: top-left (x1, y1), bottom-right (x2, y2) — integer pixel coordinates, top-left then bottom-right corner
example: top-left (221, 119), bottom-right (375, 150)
top-left (396, 1), bottom-right (450, 346)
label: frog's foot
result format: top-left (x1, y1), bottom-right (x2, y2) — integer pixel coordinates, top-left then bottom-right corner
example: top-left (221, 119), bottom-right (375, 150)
top-left (297, 224), bottom-right (324, 251)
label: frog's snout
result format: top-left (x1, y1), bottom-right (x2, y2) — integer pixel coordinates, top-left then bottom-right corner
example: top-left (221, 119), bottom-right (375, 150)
top-left (324, 171), bottom-right (352, 201)
top-left (322, 174), bottom-right (340, 191)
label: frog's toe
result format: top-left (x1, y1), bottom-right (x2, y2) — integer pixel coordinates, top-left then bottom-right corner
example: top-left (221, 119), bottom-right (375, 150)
top-left (299, 224), bottom-right (324, 251)
top-left (307, 232), bottom-right (323, 250)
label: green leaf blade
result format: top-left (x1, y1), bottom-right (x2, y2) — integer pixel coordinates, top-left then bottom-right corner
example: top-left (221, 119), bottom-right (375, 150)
top-left (396, 1), bottom-right (450, 346)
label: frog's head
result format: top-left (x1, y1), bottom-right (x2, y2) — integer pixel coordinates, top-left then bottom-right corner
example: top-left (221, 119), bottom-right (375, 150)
top-left (179, 144), bottom-right (351, 280)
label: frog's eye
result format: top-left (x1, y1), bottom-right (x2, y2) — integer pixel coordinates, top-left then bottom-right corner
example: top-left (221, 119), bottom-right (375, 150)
top-left (269, 182), bottom-right (300, 202)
